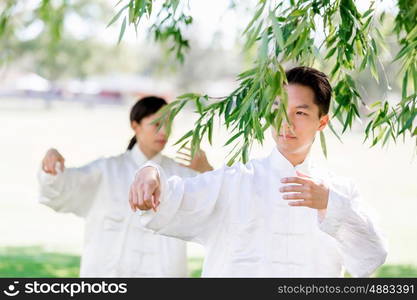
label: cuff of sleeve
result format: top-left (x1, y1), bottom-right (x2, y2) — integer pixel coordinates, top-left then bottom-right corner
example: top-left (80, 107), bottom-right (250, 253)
top-left (318, 188), bottom-right (350, 236)
top-left (37, 162), bottom-right (64, 184)
top-left (137, 161), bottom-right (183, 232)
top-left (37, 163), bottom-right (65, 200)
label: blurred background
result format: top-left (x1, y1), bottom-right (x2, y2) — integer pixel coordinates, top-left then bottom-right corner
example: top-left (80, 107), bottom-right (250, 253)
top-left (0, 0), bottom-right (416, 277)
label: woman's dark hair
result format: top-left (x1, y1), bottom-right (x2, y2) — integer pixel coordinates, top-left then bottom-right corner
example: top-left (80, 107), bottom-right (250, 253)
top-left (127, 96), bottom-right (167, 150)
top-left (285, 66), bottom-right (332, 117)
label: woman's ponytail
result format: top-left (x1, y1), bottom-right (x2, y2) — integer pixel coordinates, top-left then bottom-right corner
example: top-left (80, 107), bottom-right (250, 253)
top-left (127, 136), bottom-right (137, 150)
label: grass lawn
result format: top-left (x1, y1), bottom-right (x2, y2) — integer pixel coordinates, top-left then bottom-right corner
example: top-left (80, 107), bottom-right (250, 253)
top-left (1, 246), bottom-right (416, 278)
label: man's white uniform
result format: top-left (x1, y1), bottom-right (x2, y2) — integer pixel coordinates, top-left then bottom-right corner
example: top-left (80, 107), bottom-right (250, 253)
top-left (38, 146), bottom-right (196, 277)
top-left (138, 147), bottom-right (387, 277)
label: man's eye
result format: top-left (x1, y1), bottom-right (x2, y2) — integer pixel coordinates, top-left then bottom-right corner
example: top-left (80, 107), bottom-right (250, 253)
top-left (296, 111), bottom-right (307, 116)
top-left (155, 122), bottom-right (160, 127)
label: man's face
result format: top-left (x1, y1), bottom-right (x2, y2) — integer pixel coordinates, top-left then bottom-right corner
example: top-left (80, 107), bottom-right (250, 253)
top-left (271, 84), bottom-right (329, 155)
top-left (133, 112), bottom-right (168, 154)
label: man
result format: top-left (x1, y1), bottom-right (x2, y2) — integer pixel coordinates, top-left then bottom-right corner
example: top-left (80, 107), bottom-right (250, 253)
top-left (129, 68), bottom-right (388, 277)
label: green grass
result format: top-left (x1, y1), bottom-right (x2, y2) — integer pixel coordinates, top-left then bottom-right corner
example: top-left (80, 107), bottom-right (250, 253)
top-left (0, 246), bottom-right (80, 277)
top-left (1, 246), bottom-right (416, 278)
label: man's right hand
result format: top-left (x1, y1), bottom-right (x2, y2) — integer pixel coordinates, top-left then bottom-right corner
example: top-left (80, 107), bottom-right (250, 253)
top-left (42, 148), bottom-right (65, 175)
top-left (129, 166), bottom-right (161, 212)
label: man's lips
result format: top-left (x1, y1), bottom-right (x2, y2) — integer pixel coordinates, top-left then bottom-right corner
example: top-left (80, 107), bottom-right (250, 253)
top-left (278, 134), bottom-right (297, 139)
top-left (156, 139), bottom-right (167, 144)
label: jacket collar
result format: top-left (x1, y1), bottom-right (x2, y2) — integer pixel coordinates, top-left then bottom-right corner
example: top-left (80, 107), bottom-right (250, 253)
top-left (129, 145), bottom-right (163, 167)
top-left (268, 146), bottom-right (312, 177)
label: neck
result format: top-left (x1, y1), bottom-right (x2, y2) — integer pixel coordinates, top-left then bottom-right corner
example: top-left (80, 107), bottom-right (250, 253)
top-left (137, 142), bottom-right (158, 160)
top-left (277, 146), bottom-right (310, 167)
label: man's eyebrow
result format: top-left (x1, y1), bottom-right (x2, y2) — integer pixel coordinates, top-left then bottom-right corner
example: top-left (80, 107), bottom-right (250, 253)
top-left (296, 104), bottom-right (310, 109)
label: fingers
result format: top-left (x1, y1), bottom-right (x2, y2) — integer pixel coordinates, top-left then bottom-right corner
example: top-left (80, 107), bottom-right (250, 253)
top-left (137, 184), bottom-right (147, 210)
top-left (282, 193), bottom-right (305, 200)
top-left (42, 160), bottom-right (49, 173)
top-left (43, 158), bottom-right (57, 175)
top-left (129, 167), bottom-right (162, 212)
top-left (129, 185), bottom-right (137, 212)
top-left (130, 184), bottom-right (160, 212)
top-left (177, 147), bottom-right (205, 159)
top-left (281, 176), bottom-right (309, 185)
top-left (58, 157), bottom-right (65, 172)
top-left (279, 185), bottom-right (308, 193)
top-left (177, 150), bottom-right (192, 158)
top-left (143, 186), bottom-right (156, 212)
top-left (176, 149), bottom-right (192, 165)
top-left (175, 156), bottom-right (191, 165)
top-left (288, 200), bottom-right (312, 207)
top-left (154, 187), bottom-right (161, 208)
top-left (42, 150), bottom-right (65, 175)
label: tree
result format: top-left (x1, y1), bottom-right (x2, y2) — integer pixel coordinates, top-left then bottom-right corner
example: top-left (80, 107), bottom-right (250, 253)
top-left (1, 0), bottom-right (417, 164)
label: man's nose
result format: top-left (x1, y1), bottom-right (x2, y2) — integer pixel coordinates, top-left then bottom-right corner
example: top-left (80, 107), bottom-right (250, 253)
top-left (282, 118), bottom-right (291, 129)
top-left (281, 117), bottom-right (294, 132)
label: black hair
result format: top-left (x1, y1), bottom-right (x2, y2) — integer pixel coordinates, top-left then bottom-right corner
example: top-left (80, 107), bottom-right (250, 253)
top-left (127, 96), bottom-right (167, 150)
top-left (285, 66), bottom-right (332, 117)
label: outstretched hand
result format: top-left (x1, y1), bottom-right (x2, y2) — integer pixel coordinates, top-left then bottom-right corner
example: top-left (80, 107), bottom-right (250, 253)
top-left (129, 166), bottom-right (161, 212)
top-left (42, 148), bottom-right (65, 175)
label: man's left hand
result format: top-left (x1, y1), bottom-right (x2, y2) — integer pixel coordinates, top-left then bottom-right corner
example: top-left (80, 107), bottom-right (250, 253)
top-left (279, 171), bottom-right (329, 210)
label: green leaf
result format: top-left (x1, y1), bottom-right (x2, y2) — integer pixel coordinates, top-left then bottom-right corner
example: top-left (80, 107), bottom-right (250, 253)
top-left (258, 30), bottom-right (269, 63)
top-left (224, 131), bottom-right (244, 146)
top-left (270, 13), bottom-right (284, 50)
top-left (369, 53), bottom-right (379, 83)
top-left (107, 4), bottom-right (128, 28)
top-left (325, 47), bottom-right (337, 60)
top-left (243, 1), bottom-right (266, 34)
top-left (285, 20), bottom-right (306, 47)
top-left (289, 9), bottom-right (305, 17)
top-left (399, 110), bottom-right (417, 134)
top-left (177, 93), bottom-right (201, 100)
top-left (242, 143), bottom-right (249, 163)
top-left (208, 117), bottom-right (214, 145)
top-left (369, 101), bottom-right (382, 109)
top-left (195, 97), bottom-right (203, 114)
top-left (327, 120), bottom-right (343, 143)
top-left (174, 130), bottom-right (193, 146)
top-left (118, 17), bottom-right (127, 44)
top-left (402, 70), bottom-right (409, 99)
top-left (406, 24), bottom-right (417, 40)
top-left (320, 131), bottom-right (328, 159)
top-left (227, 147), bottom-right (242, 166)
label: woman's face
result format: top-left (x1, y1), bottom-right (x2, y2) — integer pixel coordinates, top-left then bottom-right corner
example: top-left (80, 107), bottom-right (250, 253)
top-left (132, 112), bottom-right (168, 155)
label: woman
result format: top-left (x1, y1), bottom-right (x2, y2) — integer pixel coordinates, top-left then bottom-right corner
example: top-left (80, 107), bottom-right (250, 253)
top-left (38, 96), bottom-right (212, 277)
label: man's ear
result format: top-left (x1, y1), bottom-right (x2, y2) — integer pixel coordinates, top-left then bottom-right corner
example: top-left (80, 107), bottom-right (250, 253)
top-left (318, 114), bottom-right (329, 131)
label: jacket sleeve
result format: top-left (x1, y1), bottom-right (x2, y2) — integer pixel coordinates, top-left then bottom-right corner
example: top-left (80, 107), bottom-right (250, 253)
top-left (37, 159), bottom-right (104, 217)
top-left (171, 160), bottom-right (199, 178)
top-left (318, 180), bottom-right (388, 277)
top-left (137, 161), bottom-right (238, 245)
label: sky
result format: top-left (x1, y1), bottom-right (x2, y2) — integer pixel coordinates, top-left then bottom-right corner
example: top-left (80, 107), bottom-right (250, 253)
top-left (14, 0), bottom-right (398, 51)
top-left (14, 0), bottom-right (399, 57)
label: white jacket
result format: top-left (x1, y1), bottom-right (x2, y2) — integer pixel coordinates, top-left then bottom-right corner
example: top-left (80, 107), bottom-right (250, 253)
top-left (38, 146), bottom-right (196, 277)
top-left (138, 147), bottom-right (388, 277)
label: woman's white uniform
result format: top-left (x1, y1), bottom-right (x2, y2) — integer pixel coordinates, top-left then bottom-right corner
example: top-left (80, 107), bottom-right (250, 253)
top-left (38, 146), bottom-right (197, 277)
